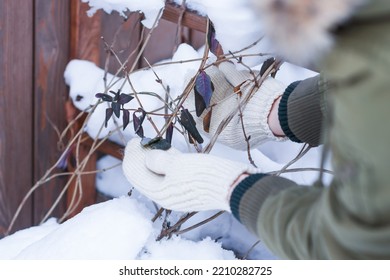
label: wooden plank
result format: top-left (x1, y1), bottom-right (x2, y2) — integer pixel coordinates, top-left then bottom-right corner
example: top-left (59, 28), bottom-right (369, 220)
top-left (142, 2), bottom-right (208, 67)
top-left (141, 19), bottom-right (184, 67)
top-left (189, 28), bottom-right (206, 50)
top-left (162, 2), bottom-right (207, 33)
top-left (33, 0), bottom-right (70, 224)
top-left (70, 0), bottom-right (102, 64)
top-left (65, 0), bottom-right (103, 218)
top-left (100, 11), bottom-right (142, 74)
top-left (0, 0), bottom-right (34, 235)
top-left (83, 134), bottom-right (124, 160)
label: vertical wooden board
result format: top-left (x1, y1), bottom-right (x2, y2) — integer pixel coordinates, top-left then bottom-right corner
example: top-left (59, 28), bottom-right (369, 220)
top-left (65, 0), bottom-right (103, 218)
top-left (33, 0), bottom-right (70, 224)
top-left (100, 11), bottom-right (142, 74)
top-left (141, 19), bottom-right (180, 67)
top-left (70, 0), bottom-right (102, 63)
top-left (0, 0), bottom-right (34, 235)
top-left (189, 29), bottom-right (206, 51)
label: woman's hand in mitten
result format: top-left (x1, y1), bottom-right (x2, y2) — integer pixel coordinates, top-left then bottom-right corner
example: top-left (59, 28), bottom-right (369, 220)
top-left (185, 62), bottom-right (287, 150)
top-left (122, 138), bottom-right (260, 212)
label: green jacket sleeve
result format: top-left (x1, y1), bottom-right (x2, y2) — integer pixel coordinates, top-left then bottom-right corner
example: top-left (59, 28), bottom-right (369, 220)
top-left (278, 75), bottom-right (327, 147)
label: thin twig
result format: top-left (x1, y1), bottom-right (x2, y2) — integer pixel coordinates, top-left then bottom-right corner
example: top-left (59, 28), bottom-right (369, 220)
top-left (274, 144), bottom-right (311, 176)
top-left (151, 207), bottom-right (165, 223)
top-left (268, 167), bottom-right (334, 176)
top-left (175, 211), bottom-right (224, 235)
top-left (242, 240), bottom-right (261, 260)
top-left (156, 211), bottom-right (197, 241)
top-left (237, 101), bottom-right (257, 167)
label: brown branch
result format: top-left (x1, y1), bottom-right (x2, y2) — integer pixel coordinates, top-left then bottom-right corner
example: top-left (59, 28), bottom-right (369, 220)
top-left (156, 211), bottom-right (197, 241)
top-left (175, 211), bottom-right (224, 235)
top-left (237, 101), bottom-right (257, 167)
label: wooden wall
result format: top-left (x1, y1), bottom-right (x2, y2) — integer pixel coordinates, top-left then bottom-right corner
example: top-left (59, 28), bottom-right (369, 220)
top-left (0, 0), bottom-right (70, 236)
top-left (0, 0), bottom-right (206, 236)
top-left (0, 0), bottom-right (35, 236)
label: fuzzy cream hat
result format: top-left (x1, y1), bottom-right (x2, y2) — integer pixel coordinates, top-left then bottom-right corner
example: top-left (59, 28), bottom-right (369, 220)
top-left (251, 0), bottom-right (366, 66)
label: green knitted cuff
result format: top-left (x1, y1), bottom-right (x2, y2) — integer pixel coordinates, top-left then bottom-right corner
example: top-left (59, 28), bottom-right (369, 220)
top-left (278, 81), bottom-right (303, 143)
top-left (230, 173), bottom-right (268, 222)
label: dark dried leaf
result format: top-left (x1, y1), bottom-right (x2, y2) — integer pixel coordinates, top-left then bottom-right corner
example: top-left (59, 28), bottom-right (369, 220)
top-left (105, 108), bottom-right (113, 127)
top-left (112, 102), bottom-right (121, 118)
top-left (118, 93), bottom-right (134, 105)
top-left (178, 109), bottom-right (203, 144)
top-left (122, 109), bottom-right (130, 130)
top-left (109, 90), bottom-right (120, 101)
top-left (203, 109), bottom-right (212, 133)
top-left (194, 71), bottom-right (214, 117)
top-left (207, 21), bottom-right (224, 57)
top-left (165, 123), bottom-right (174, 144)
top-left (260, 57), bottom-right (275, 77)
top-left (133, 109), bottom-right (146, 138)
top-left (95, 93), bottom-right (113, 102)
top-left (141, 137), bottom-right (171, 151)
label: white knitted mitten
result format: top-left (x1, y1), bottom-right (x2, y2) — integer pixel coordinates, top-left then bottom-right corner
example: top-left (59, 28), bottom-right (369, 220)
top-left (185, 62), bottom-right (287, 150)
top-left (122, 138), bottom-right (260, 212)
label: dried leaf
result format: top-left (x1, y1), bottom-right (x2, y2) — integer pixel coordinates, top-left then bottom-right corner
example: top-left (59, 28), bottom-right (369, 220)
top-left (207, 21), bottom-right (224, 57)
top-left (95, 93), bottom-right (113, 102)
top-left (260, 57), bottom-right (275, 77)
top-left (122, 109), bottom-right (130, 130)
top-left (165, 123), bottom-right (174, 144)
top-left (105, 108), bottom-right (113, 127)
top-left (133, 109), bottom-right (146, 138)
top-left (141, 137), bottom-right (171, 150)
top-left (194, 70), bottom-right (214, 117)
top-left (178, 109), bottom-right (203, 144)
top-left (203, 109), bottom-right (212, 133)
top-left (109, 90), bottom-right (120, 101)
top-left (112, 102), bottom-right (121, 118)
top-left (118, 93), bottom-right (134, 105)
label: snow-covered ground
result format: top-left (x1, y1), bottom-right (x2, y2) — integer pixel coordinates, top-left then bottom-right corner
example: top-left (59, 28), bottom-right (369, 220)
top-left (0, 0), bottom-right (330, 260)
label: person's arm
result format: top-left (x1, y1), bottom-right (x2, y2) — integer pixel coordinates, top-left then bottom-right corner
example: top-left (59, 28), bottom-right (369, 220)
top-left (267, 75), bottom-right (327, 146)
top-left (229, 74), bottom-right (328, 259)
top-left (230, 51), bottom-right (390, 259)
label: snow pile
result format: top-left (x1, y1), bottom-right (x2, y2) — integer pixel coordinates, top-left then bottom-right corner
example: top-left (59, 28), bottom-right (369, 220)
top-left (0, 197), bottom-right (236, 260)
top-left (81, 0), bottom-right (165, 29)
top-left (0, 219), bottom-right (59, 259)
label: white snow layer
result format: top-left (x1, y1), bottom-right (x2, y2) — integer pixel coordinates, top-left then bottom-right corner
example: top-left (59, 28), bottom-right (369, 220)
top-left (81, 0), bottom-right (165, 29)
top-left (0, 197), bottom-right (237, 260)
